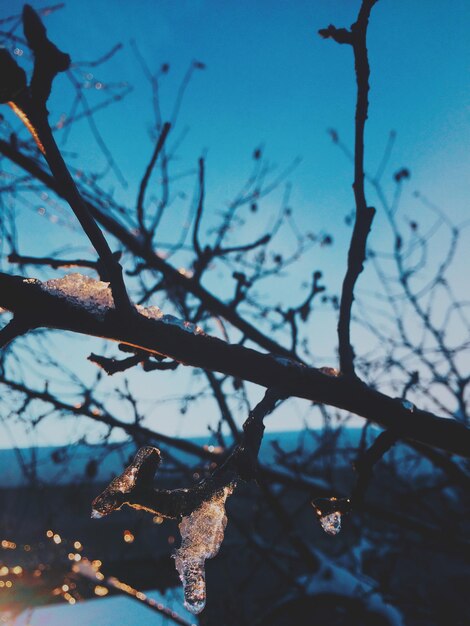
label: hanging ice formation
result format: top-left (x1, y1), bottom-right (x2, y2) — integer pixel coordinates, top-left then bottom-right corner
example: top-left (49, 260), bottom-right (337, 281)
top-left (91, 446), bottom-right (161, 517)
top-left (312, 496), bottom-right (350, 536)
top-left (318, 510), bottom-right (342, 535)
top-left (174, 484), bottom-right (235, 614)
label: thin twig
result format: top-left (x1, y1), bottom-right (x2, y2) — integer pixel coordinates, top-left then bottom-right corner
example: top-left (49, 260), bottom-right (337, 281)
top-left (8, 251), bottom-right (98, 271)
top-left (136, 121), bottom-right (171, 232)
top-left (192, 157), bottom-right (204, 258)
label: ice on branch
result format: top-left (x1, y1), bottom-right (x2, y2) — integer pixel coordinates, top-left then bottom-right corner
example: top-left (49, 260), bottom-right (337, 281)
top-left (135, 304), bottom-right (164, 320)
top-left (137, 304), bottom-right (204, 334)
top-left (312, 497), bottom-right (351, 537)
top-left (92, 446), bottom-right (161, 517)
top-left (41, 273), bottom-right (114, 320)
top-left (39, 273), bottom-right (204, 333)
top-left (272, 355), bottom-right (304, 368)
top-left (161, 315), bottom-right (204, 335)
top-left (174, 484), bottom-right (235, 614)
top-left (319, 511), bottom-right (342, 535)
top-left (319, 366), bottom-right (340, 377)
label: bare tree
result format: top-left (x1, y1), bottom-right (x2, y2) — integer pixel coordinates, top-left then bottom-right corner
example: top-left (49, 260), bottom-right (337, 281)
top-left (0, 1), bottom-right (469, 624)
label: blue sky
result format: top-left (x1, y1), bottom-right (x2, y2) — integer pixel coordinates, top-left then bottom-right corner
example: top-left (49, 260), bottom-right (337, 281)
top-left (1, 0), bottom-right (469, 443)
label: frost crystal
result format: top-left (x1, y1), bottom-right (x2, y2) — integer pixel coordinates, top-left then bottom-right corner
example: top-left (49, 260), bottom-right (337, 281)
top-left (41, 273), bottom-right (113, 320)
top-left (319, 511), bottom-right (342, 536)
top-left (401, 399), bottom-right (414, 412)
top-left (174, 484), bottom-right (234, 614)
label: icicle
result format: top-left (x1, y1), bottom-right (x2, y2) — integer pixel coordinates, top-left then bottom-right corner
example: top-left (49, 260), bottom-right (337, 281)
top-left (174, 484), bottom-right (234, 614)
top-left (312, 496), bottom-right (350, 537)
top-left (319, 511), bottom-right (342, 535)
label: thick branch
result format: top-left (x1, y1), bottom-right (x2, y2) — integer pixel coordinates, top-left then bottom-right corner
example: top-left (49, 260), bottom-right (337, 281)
top-left (1, 270), bottom-right (469, 457)
top-left (0, 317), bottom-right (32, 348)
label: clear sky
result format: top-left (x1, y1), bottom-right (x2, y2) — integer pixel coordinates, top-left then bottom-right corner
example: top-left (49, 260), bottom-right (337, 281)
top-left (1, 0), bottom-right (469, 444)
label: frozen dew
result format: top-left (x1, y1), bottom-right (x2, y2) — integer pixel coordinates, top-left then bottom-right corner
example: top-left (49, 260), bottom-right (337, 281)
top-left (401, 399), bottom-right (414, 412)
top-left (174, 484), bottom-right (235, 614)
top-left (319, 511), bottom-right (342, 536)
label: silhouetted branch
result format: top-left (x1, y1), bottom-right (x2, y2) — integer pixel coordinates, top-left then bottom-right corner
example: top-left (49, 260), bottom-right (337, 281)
top-left (0, 139), bottom-right (299, 359)
top-left (192, 157), bottom-right (205, 258)
top-left (205, 370), bottom-right (241, 442)
top-left (136, 121), bottom-right (171, 232)
top-left (92, 388), bottom-right (282, 519)
top-left (321, 0), bottom-right (377, 376)
top-left (8, 251), bottom-right (98, 271)
top-left (351, 428), bottom-right (398, 505)
top-left (2, 5), bottom-right (132, 313)
top-left (0, 316), bottom-right (31, 348)
top-left (1, 271), bottom-right (469, 457)
top-left (217, 233), bottom-right (271, 256)
top-left (88, 352), bottom-right (144, 375)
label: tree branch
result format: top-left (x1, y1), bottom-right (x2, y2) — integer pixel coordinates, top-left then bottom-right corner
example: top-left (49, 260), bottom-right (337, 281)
top-left (136, 121), bottom-right (171, 233)
top-left (3, 6), bottom-right (133, 314)
top-left (0, 316), bottom-right (32, 349)
top-left (1, 270), bottom-right (469, 457)
top-left (8, 251), bottom-right (98, 272)
top-left (0, 138), bottom-right (299, 360)
top-left (321, 0), bottom-right (378, 376)
top-left (91, 388), bottom-right (282, 519)
top-left (192, 157), bottom-right (204, 258)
